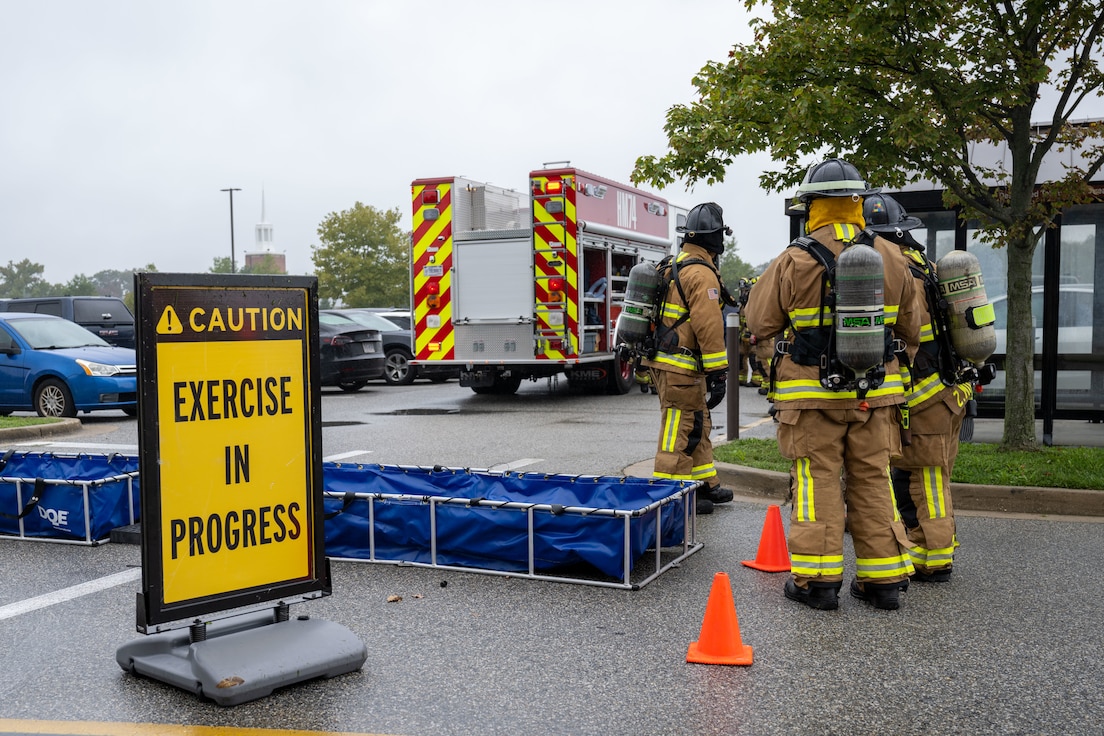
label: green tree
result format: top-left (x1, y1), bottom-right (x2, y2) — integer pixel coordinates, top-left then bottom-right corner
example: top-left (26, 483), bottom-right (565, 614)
top-left (209, 256), bottom-right (234, 274)
top-left (210, 254), bottom-right (285, 275)
top-left (62, 274), bottom-right (98, 295)
top-left (311, 203), bottom-right (409, 307)
top-left (0, 259), bottom-right (52, 297)
top-left (633, 1), bottom-right (1104, 451)
top-left (717, 237), bottom-right (756, 287)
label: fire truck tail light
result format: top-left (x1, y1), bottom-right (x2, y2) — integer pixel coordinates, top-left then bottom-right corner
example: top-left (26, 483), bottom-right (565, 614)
top-left (549, 339), bottom-right (564, 351)
top-left (423, 208), bottom-right (440, 221)
top-left (426, 281), bottom-right (440, 294)
top-left (422, 190), bottom-right (439, 205)
top-left (546, 180), bottom-right (563, 194)
top-left (427, 295), bottom-right (440, 308)
top-left (429, 342), bottom-right (441, 352)
top-left (548, 277), bottom-right (565, 292)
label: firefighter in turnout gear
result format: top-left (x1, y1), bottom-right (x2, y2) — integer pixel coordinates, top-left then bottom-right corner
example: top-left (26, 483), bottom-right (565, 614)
top-left (737, 277), bottom-right (767, 388)
top-left (864, 193), bottom-right (971, 583)
top-left (745, 159), bottom-right (921, 610)
top-left (643, 202), bottom-right (734, 516)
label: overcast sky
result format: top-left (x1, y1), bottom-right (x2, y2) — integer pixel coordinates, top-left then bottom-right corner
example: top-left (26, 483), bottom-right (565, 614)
top-left (1, 0), bottom-right (791, 286)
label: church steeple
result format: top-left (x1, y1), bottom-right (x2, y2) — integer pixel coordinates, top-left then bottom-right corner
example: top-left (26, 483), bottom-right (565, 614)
top-left (245, 187), bottom-right (287, 273)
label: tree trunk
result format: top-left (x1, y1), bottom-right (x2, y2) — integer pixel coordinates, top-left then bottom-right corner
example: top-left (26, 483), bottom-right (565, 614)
top-left (1000, 232), bottom-right (1039, 450)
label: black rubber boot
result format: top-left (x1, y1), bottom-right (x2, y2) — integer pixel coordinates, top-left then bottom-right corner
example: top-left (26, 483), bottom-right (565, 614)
top-left (850, 578), bottom-right (901, 610)
top-left (696, 496), bottom-right (714, 515)
top-left (784, 579), bottom-right (841, 611)
top-left (913, 567), bottom-right (952, 583)
top-left (704, 485), bottom-right (734, 504)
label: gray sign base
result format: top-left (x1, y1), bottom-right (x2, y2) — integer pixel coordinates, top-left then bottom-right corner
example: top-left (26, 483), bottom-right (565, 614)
top-left (116, 610), bottom-right (367, 706)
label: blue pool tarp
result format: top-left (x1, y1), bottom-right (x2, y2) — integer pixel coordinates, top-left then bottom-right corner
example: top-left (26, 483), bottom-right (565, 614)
top-left (0, 451), bottom-right (141, 543)
top-left (322, 463), bottom-right (696, 581)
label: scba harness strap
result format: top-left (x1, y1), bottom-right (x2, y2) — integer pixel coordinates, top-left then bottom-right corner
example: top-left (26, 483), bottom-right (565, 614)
top-left (648, 254), bottom-right (733, 363)
top-left (773, 232), bottom-right (896, 395)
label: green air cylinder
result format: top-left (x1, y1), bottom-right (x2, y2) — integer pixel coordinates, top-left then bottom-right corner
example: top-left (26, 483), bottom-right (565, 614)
top-left (936, 250), bottom-right (996, 363)
top-left (614, 261), bottom-right (662, 350)
top-left (835, 243), bottom-right (886, 375)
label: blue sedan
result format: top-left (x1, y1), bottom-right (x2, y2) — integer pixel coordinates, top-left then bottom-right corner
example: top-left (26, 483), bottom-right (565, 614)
top-left (0, 312), bottom-right (137, 417)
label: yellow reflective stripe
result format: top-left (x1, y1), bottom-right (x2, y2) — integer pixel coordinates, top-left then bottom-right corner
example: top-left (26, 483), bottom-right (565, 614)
top-left (788, 306), bottom-right (832, 328)
top-left (922, 465), bottom-right (948, 519)
top-left (833, 223), bottom-right (857, 241)
top-left (653, 471), bottom-right (693, 480)
top-left (919, 323), bottom-right (935, 342)
top-left (661, 408), bottom-right (680, 453)
top-left (773, 374), bottom-right (905, 402)
top-left (907, 372), bottom-right (944, 406)
top-left (653, 352), bottom-right (700, 371)
top-left (855, 554), bottom-right (914, 579)
top-left (907, 544), bottom-right (955, 567)
top-left (790, 553), bottom-right (844, 577)
top-left (883, 304), bottom-right (898, 325)
top-left (701, 352), bottom-right (727, 371)
top-left (661, 303), bottom-right (688, 320)
top-left (886, 464), bottom-right (902, 523)
top-left (691, 463), bottom-right (717, 480)
top-left (794, 456), bottom-right (815, 522)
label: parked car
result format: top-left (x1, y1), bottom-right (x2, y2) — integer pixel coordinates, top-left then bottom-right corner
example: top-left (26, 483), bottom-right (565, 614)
top-left (317, 312), bottom-right (385, 392)
top-left (0, 312), bottom-right (138, 417)
top-left (0, 296), bottom-right (136, 348)
top-left (363, 308), bottom-right (412, 330)
top-left (986, 283), bottom-right (1095, 398)
top-left (324, 309), bottom-right (458, 385)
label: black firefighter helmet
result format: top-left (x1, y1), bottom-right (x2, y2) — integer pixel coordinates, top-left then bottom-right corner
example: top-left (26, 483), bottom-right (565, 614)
top-left (794, 158), bottom-right (880, 204)
top-left (678, 202), bottom-right (731, 254)
top-left (863, 193), bottom-right (923, 236)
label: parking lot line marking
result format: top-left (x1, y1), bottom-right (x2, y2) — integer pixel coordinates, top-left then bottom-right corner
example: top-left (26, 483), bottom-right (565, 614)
top-left (323, 450), bottom-right (374, 462)
top-left (486, 458), bottom-right (544, 472)
top-left (0, 568), bottom-right (140, 621)
top-left (0, 720), bottom-right (396, 736)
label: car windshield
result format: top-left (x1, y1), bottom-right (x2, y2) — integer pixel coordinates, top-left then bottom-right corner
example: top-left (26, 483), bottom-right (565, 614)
top-left (319, 312), bottom-right (359, 327)
top-left (8, 317), bottom-right (110, 349)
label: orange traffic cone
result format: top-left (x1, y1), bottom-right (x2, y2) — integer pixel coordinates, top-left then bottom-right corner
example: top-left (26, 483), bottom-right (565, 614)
top-left (741, 504), bottom-right (791, 573)
top-left (686, 572), bottom-right (753, 666)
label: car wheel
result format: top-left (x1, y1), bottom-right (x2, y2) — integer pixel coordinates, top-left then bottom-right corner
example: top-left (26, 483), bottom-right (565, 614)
top-left (338, 380), bottom-right (367, 392)
top-left (384, 348), bottom-right (417, 386)
top-left (35, 378), bottom-right (76, 418)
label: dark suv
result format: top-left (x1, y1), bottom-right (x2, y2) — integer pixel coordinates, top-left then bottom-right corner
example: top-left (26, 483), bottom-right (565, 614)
top-left (0, 296), bottom-right (135, 348)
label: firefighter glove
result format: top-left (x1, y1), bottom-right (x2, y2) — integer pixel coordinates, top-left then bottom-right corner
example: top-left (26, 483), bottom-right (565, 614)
top-left (706, 371), bottom-right (727, 410)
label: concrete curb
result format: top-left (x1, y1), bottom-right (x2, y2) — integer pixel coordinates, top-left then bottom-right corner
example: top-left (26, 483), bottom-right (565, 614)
top-left (0, 418), bottom-right (82, 441)
top-left (623, 459), bottom-right (1104, 518)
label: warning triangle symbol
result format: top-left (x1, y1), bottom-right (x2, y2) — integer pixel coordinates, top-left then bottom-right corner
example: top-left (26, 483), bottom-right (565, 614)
top-left (157, 306), bottom-right (184, 334)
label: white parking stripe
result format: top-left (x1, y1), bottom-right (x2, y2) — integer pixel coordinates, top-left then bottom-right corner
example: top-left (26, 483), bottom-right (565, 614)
top-left (0, 568), bottom-right (141, 621)
top-left (323, 450), bottom-right (374, 462)
top-left (486, 458), bottom-right (544, 472)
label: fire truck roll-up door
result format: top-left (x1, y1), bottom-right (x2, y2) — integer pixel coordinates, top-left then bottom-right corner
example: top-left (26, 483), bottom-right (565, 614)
top-left (452, 230), bottom-right (533, 361)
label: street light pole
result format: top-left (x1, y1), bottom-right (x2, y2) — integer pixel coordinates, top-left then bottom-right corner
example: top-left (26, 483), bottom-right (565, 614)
top-left (220, 187), bottom-right (242, 273)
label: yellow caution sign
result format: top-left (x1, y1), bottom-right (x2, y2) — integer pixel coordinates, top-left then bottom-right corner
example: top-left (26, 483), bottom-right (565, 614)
top-left (134, 274), bottom-right (326, 632)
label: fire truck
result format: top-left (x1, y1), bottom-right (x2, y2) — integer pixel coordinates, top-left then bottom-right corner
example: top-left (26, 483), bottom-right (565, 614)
top-left (410, 165), bottom-right (678, 394)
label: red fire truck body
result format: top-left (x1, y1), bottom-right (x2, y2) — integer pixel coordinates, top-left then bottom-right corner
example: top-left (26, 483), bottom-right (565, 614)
top-left (410, 166), bottom-right (676, 394)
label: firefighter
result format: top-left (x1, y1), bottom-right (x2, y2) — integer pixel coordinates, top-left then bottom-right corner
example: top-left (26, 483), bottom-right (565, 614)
top-left (643, 202), bottom-right (735, 516)
top-left (737, 278), bottom-right (766, 387)
top-left (864, 193), bottom-right (971, 583)
top-left (745, 158), bottom-right (921, 610)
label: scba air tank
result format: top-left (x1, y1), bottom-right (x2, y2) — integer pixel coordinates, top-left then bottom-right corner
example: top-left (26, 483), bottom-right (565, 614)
top-left (614, 261), bottom-right (662, 350)
top-left (936, 250), bottom-right (996, 363)
top-left (834, 243), bottom-right (886, 375)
